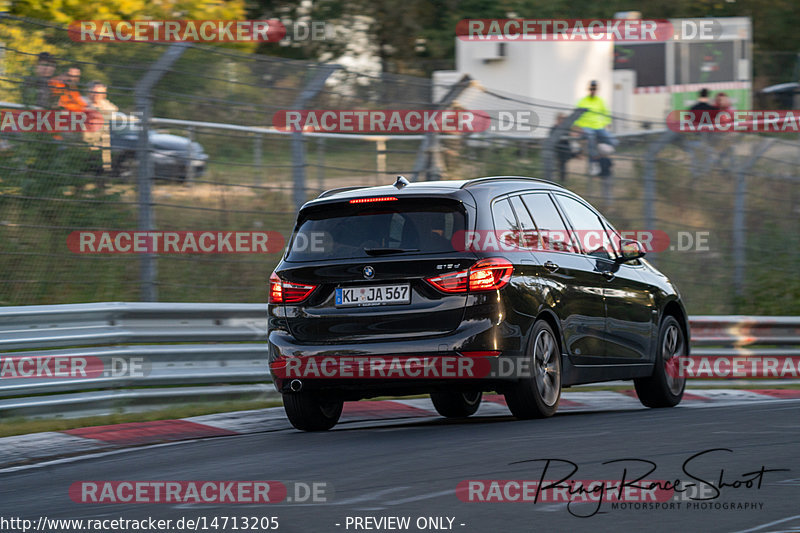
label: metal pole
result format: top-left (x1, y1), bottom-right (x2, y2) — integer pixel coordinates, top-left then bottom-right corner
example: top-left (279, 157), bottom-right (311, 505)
top-left (376, 139), bottom-right (387, 185)
top-left (290, 65), bottom-right (340, 211)
top-left (135, 100), bottom-right (156, 300)
top-left (603, 174), bottom-right (612, 211)
top-left (642, 131), bottom-right (679, 266)
top-left (253, 133), bottom-right (263, 183)
top-left (732, 139), bottom-right (774, 300)
top-left (134, 42), bottom-right (188, 302)
top-left (291, 131), bottom-right (306, 209)
top-left (412, 75), bottom-right (472, 181)
top-left (317, 137), bottom-right (325, 193)
top-left (185, 126), bottom-right (195, 183)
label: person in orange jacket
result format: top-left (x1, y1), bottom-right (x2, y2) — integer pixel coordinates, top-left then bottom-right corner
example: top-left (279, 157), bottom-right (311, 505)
top-left (48, 66), bottom-right (87, 141)
top-left (51, 66), bottom-right (87, 113)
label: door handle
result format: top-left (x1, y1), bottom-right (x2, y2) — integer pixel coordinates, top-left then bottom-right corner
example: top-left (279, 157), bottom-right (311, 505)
top-left (602, 270), bottom-right (615, 281)
top-left (544, 261), bottom-right (559, 272)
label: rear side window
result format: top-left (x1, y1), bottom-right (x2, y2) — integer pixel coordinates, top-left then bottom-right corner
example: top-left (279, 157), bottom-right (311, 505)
top-left (509, 195), bottom-right (539, 249)
top-left (285, 199), bottom-right (465, 262)
top-left (554, 195), bottom-right (616, 260)
top-left (521, 193), bottom-right (577, 253)
top-left (491, 198), bottom-right (522, 249)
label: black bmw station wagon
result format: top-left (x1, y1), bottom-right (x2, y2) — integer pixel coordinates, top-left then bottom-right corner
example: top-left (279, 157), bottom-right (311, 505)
top-left (268, 176), bottom-right (689, 431)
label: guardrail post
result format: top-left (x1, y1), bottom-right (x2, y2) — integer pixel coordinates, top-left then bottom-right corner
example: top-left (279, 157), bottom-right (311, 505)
top-left (134, 43), bottom-right (188, 302)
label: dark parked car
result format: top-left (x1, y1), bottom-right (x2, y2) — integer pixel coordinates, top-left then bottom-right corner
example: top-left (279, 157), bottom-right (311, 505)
top-left (268, 176), bottom-right (689, 431)
top-left (110, 116), bottom-right (208, 181)
top-left (757, 82), bottom-right (799, 110)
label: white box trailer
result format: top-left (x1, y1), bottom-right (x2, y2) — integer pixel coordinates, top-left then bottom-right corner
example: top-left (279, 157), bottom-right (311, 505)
top-left (439, 17), bottom-right (752, 137)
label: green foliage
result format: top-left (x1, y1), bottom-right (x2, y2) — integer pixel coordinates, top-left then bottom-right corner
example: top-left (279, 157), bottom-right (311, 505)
top-left (8, 0), bottom-right (247, 25)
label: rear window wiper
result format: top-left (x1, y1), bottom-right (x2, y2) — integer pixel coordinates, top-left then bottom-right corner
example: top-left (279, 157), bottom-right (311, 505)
top-left (364, 247), bottom-right (419, 256)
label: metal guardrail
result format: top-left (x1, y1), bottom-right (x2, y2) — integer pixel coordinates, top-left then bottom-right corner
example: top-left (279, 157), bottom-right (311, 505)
top-left (0, 304), bottom-right (798, 419)
top-left (689, 316), bottom-right (800, 356)
top-left (0, 303), bottom-right (271, 419)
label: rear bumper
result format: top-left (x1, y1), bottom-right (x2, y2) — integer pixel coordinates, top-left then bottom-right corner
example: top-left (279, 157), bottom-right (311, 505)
top-left (267, 319), bottom-right (527, 398)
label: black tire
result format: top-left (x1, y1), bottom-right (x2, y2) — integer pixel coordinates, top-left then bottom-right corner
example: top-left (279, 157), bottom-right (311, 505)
top-left (634, 315), bottom-right (686, 408)
top-left (504, 320), bottom-right (561, 419)
top-left (430, 391), bottom-right (482, 418)
top-left (283, 393), bottom-right (343, 431)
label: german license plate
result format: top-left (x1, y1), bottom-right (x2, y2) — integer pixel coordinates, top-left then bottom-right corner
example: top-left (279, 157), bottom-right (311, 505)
top-left (335, 284), bottom-right (410, 307)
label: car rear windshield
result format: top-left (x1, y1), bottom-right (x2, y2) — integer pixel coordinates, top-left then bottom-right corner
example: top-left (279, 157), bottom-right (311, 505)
top-left (285, 198), bottom-right (466, 262)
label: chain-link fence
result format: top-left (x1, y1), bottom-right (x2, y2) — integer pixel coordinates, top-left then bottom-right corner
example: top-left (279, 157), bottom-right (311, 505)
top-left (1, 15), bottom-right (798, 314)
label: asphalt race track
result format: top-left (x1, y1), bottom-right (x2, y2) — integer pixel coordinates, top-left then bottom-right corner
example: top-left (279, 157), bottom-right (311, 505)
top-left (2, 400), bottom-right (799, 533)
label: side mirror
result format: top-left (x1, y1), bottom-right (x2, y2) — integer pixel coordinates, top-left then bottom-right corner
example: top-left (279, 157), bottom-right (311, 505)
top-left (617, 239), bottom-right (646, 263)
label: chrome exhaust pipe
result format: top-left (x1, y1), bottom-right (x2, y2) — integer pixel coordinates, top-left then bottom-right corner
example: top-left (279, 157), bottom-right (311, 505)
top-left (289, 379), bottom-right (303, 392)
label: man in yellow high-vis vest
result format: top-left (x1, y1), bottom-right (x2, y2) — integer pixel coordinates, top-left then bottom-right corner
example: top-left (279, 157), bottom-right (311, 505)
top-left (575, 80), bottom-right (617, 176)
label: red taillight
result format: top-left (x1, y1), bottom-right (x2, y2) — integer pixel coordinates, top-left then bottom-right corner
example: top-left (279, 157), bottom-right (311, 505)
top-left (269, 272), bottom-right (317, 304)
top-left (269, 272), bottom-right (283, 303)
top-left (348, 196), bottom-right (398, 204)
top-left (426, 270), bottom-right (468, 293)
top-left (468, 258), bottom-right (513, 291)
top-left (425, 258), bottom-right (513, 293)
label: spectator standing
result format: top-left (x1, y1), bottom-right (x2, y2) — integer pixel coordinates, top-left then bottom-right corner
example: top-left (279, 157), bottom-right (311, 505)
top-left (50, 66), bottom-right (87, 113)
top-left (575, 80), bottom-right (618, 176)
top-left (690, 88), bottom-right (717, 111)
top-left (714, 92), bottom-right (733, 113)
top-left (551, 112), bottom-right (581, 184)
top-left (21, 52), bottom-right (57, 108)
top-left (83, 82), bottom-right (119, 186)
